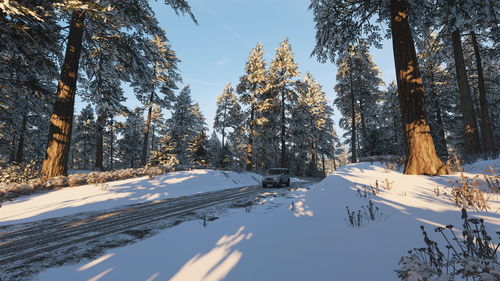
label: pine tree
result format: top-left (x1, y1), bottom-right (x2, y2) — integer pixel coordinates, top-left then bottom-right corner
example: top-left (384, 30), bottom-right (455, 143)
top-left (214, 84), bottom-right (243, 149)
top-left (189, 129), bottom-right (209, 167)
top-left (118, 108), bottom-right (144, 168)
top-left (167, 86), bottom-right (207, 166)
top-left (333, 42), bottom-right (383, 162)
top-left (41, 0), bottom-right (196, 177)
top-left (310, 0), bottom-right (449, 175)
top-left (71, 104), bottom-right (97, 169)
top-left (236, 43), bottom-right (268, 170)
top-left (268, 38), bottom-right (300, 168)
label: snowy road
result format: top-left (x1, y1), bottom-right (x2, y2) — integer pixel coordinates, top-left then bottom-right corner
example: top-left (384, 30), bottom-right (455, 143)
top-left (0, 182), bottom-right (314, 280)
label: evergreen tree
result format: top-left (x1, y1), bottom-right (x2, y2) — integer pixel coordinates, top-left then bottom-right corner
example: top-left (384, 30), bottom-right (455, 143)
top-left (167, 86), bottom-right (207, 166)
top-left (214, 84), bottom-right (243, 149)
top-left (71, 104), bottom-right (96, 169)
top-left (236, 43), bottom-right (268, 170)
top-left (41, 0), bottom-right (196, 177)
top-left (334, 43), bottom-right (383, 162)
top-left (206, 131), bottom-right (222, 168)
top-left (118, 108), bottom-right (144, 168)
top-left (310, 0), bottom-right (449, 175)
top-left (268, 38), bottom-right (300, 168)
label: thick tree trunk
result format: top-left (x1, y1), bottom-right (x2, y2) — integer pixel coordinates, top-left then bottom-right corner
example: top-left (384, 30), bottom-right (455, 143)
top-left (280, 90), bottom-right (287, 168)
top-left (390, 0), bottom-right (448, 175)
top-left (141, 101), bottom-right (153, 166)
top-left (349, 73), bottom-right (357, 163)
top-left (450, 29), bottom-right (481, 157)
top-left (15, 112), bottom-right (27, 163)
top-left (41, 11), bottom-right (85, 177)
top-left (471, 32), bottom-right (496, 155)
top-left (245, 105), bottom-right (254, 171)
top-left (95, 111), bottom-right (105, 170)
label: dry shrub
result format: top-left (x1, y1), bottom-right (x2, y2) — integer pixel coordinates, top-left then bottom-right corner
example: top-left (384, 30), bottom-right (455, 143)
top-left (44, 175), bottom-right (68, 189)
top-left (449, 173), bottom-right (493, 211)
top-left (483, 166), bottom-right (499, 193)
top-left (68, 173), bottom-right (88, 187)
top-left (446, 154), bottom-right (463, 172)
top-left (0, 160), bottom-right (40, 184)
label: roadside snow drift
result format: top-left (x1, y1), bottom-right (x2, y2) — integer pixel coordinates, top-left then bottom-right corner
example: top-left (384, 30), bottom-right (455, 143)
top-left (0, 169), bottom-right (261, 225)
top-left (34, 160), bottom-right (499, 281)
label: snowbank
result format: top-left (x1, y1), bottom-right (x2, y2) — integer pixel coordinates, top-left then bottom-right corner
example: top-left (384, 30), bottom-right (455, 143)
top-left (0, 169), bottom-right (261, 225)
top-left (35, 161), bottom-right (499, 281)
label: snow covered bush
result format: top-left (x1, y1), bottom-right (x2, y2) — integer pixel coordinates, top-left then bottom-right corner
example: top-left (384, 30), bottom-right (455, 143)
top-left (396, 209), bottom-right (499, 281)
top-left (0, 160), bottom-right (40, 184)
top-left (449, 174), bottom-right (493, 211)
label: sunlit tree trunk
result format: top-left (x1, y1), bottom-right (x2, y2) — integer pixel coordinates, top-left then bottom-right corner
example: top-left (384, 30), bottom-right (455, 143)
top-left (390, 0), bottom-right (448, 175)
top-left (41, 11), bottom-right (85, 177)
top-left (246, 105), bottom-right (254, 171)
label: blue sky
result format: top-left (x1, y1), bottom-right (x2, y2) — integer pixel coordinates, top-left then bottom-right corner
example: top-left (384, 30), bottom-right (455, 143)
top-left (79, 0), bottom-right (396, 135)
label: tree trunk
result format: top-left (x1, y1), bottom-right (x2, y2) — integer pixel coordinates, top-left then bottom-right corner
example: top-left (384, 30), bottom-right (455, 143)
top-left (246, 105), bottom-right (254, 171)
top-left (390, 0), bottom-right (448, 175)
top-left (15, 112), bottom-right (28, 163)
top-left (141, 101), bottom-right (153, 166)
top-left (41, 11), bottom-right (85, 177)
top-left (471, 32), bottom-right (496, 155)
top-left (450, 29), bottom-right (481, 157)
top-left (109, 117), bottom-right (114, 170)
top-left (280, 90), bottom-right (287, 168)
top-left (349, 72), bottom-right (357, 163)
top-left (359, 97), bottom-right (367, 156)
top-left (95, 111), bottom-right (105, 170)
top-left (321, 153), bottom-right (326, 177)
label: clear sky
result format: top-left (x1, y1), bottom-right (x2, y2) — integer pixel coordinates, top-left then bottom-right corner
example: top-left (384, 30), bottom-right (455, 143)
top-left (79, 0), bottom-right (396, 136)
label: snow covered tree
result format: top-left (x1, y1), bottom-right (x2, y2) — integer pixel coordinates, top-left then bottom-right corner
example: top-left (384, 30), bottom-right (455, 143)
top-left (214, 84), bottom-right (243, 149)
top-left (167, 86), bottom-right (207, 166)
top-left (291, 73), bottom-right (338, 177)
top-left (71, 104), bottom-right (96, 169)
top-left (134, 34), bottom-right (181, 166)
top-left (118, 108), bottom-right (144, 168)
top-left (41, 0), bottom-right (196, 177)
top-left (377, 82), bottom-right (405, 157)
top-left (333, 42), bottom-right (383, 162)
top-left (206, 131), bottom-right (222, 168)
top-left (310, 0), bottom-right (449, 175)
top-left (268, 38), bottom-right (300, 168)
top-left (189, 128), bottom-right (209, 167)
top-left (236, 43), bottom-right (269, 170)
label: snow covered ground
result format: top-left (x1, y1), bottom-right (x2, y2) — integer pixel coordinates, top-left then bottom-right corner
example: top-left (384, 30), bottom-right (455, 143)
top-left (31, 159), bottom-right (499, 281)
top-left (0, 169), bottom-right (262, 226)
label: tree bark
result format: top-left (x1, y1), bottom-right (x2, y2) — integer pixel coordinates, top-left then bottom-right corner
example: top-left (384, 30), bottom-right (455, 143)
top-left (450, 29), bottom-right (481, 157)
top-left (141, 100), bottom-right (153, 166)
top-left (390, 0), bottom-right (448, 175)
top-left (471, 32), bottom-right (496, 155)
top-left (280, 90), bottom-right (287, 168)
top-left (95, 111), bottom-right (105, 170)
top-left (15, 112), bottom-right (27, 163)
top-left (41, 11), bottom-right (85, 177)
top-left (349, 70), bottom-right (357, 163)
top-left (109, 117), bottom-right (114, 170)
top-left (245, 105), bottom-right (254, 171)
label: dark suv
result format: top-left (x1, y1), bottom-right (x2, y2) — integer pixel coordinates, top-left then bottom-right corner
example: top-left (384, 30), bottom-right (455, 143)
top-left (262, 168), bottom-right (290, 188)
